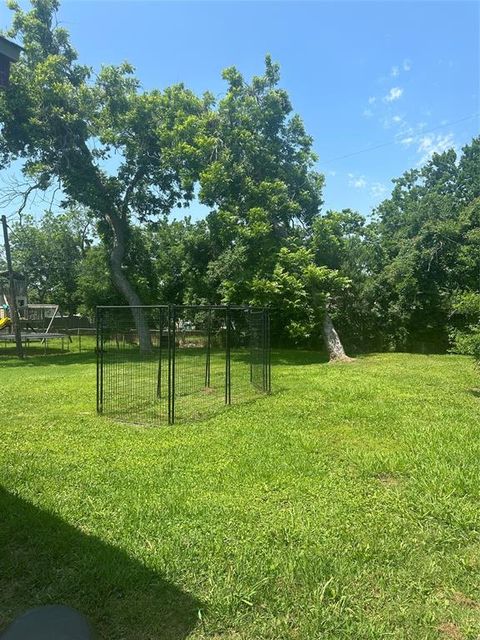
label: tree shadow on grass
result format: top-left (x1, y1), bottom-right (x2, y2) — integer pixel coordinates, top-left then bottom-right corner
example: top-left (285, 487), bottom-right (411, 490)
top-left (0, 346), bottom-right (331, 370)
top-left (0, 487), bottom-right (202, 640)
top-left (0, 351), bottom-right (98, 368)
top-left (271, 349), bottom-right (329, 366)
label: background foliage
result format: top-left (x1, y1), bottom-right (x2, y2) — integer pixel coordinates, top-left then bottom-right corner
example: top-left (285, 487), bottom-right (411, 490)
top-left (0, 0), bottom-right (478, 358)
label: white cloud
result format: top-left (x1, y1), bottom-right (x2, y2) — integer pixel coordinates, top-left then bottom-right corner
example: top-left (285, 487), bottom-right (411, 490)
top-left (382, 113), bottom-right (406, 129)
top-left (394, 124), bottom-right (414, 139)
top-left (384, 87), bottom-right (403, 102)
top-left (370, 182), bottom-right (387, 198)
top-left (393, 119), bottom-right (440, 149)
top-left (417, 132), bottom-right (455, 163)
top-left (363, 108), bottom-right (373, 118)
top-left (348, 174), bottom-right (367, 189)
top-left (328, 170), bottom-right (336, 176)
top-left (403, 59), bottom-right (412, 71)
top-left (368, 96), bottom-right (376, 105)
top-left (391, 66), bottom-right (399, 77)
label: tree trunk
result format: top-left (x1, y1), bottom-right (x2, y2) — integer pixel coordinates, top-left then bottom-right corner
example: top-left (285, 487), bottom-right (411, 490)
top-left (322, 311), bottom-right (352, 362)
top-left (105, 212), bottom-right (152, 352)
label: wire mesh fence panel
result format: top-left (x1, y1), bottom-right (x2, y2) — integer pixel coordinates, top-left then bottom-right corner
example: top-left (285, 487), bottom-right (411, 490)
top-left (171, 306), bottom-right (228, 423)
top-left (66, 328), bottom-right (97, 353)
top-left (97, 305), bottom-right (271, 425)
top-left (249, 309), bottom-right (271, 393)
top-left (97, 306), bottom-right (168, 425)
top-left (228, 308), bottom-right (259, 404)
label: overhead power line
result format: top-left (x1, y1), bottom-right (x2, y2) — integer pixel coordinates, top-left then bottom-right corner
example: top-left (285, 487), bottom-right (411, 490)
top-left (322, 112), bottom-right (480, 164)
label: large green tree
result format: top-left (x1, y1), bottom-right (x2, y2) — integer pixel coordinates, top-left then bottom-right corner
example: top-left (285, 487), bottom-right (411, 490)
top-left (76, 223), bottom-right (159, 319)
top-left (365, 138), bottom-right (480, 351)
top-left (0, 0), bottom-right (211, 348)
top-left (310, 209), bottom-right (383, 352)
top-left (9, 208), bottom-right (92, 314)
top-left (451, 290), bottom-right (480, 365)
top-left (196, 58), bottom-right (350, 359)
top-left (143, 217), bottom-right (214, 306)
top-left (200, 58), bottom-right (323, 286)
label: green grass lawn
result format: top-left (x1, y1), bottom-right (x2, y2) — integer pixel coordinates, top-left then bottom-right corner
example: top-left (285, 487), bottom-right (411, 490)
top-left (99, 346), bottom-right (267, 425)
top-left (0, 351), bottom-right (479, 639)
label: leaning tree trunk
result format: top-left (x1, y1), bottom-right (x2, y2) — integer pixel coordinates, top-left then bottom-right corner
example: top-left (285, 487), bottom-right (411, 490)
top-left (323, 311), bottom-right (351, 362)
top-left (106, 212), bottom-right (152, 352)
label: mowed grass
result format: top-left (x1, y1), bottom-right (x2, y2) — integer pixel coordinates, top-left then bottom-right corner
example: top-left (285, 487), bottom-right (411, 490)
top-left (0, 351), bottom-right (479, 639)
top-left (100, 347), bottom-right (265, 424)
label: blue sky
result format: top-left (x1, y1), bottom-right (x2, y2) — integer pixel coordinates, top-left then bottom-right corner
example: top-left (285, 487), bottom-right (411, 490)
top-left (1, 0), bottom-right (479, 219)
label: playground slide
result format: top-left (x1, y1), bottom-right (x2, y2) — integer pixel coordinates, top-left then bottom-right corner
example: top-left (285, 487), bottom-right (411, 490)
top-left (0, 316), bottom-right (11, 330)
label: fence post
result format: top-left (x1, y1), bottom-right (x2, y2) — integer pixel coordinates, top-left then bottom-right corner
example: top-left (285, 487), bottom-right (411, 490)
top-left (156, 307), bottom-right (163, 399)
top-left (267, 309), bottom-right (271, 393)
top-left (263, 309), bottom-right (267, 392)
top-left (171, 305), bottom-right (176, 423)
top-left (225, 306), bottom-right (231, 405)
top-left (1, 214), bottom-right (24, 359)
top-left (167, 306), bottom-right (172, 424)
top-left (96, 308), bottom-right (103, 413)
top-left (205, 307), bottom-right (211, 388)
top-left (249, 308), bottom-right (253, 384)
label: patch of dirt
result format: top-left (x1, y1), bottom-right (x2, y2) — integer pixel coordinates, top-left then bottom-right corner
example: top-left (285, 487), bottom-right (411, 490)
top-left (375, 472), bottom-right (401, 487)
top-left (203, 387), bottom-right (216, 395)
top-left (438, 622), bottom-right (463, 639)
top-left (450, 591), bottom-right (480, 609)
top-left (328, 355), bottom-right (355, 364)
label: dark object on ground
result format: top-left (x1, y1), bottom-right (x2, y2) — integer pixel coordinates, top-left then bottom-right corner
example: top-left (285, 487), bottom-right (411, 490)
top-left (0, 605), bottom-right (95, 640)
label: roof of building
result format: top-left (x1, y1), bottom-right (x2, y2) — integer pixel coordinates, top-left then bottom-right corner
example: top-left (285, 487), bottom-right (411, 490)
top-left (0, 36), bottom-right (22, 62)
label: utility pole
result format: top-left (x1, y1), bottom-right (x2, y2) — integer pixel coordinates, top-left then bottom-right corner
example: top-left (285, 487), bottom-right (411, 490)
top-left (1, 215), bottom-right (23, 358)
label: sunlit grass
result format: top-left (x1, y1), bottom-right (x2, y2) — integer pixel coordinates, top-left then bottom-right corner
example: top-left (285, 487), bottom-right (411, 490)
top-left (100, 347), bottom-right (263, 424)
top-left (0, 351), bottom-right (479, 639)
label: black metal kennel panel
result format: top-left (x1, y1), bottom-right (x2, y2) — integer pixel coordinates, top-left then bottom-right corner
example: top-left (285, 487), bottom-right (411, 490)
top-left (249, 309), bottom-right (271, 394)
top-left (97, 305), bottom-right (271, 424)
top-left (96, 305), bottom-right (169, 424)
